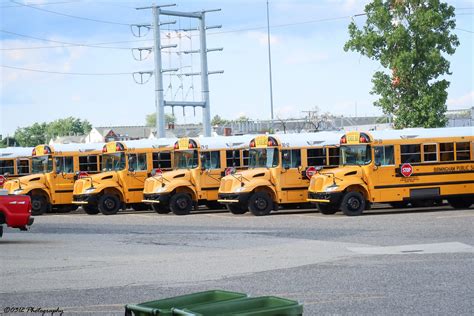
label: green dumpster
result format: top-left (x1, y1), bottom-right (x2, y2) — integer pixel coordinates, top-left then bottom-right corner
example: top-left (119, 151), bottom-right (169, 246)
top-left (172, 296), bottom-right (303, 316)
top-left (124, 290), bottom-right (247, 316)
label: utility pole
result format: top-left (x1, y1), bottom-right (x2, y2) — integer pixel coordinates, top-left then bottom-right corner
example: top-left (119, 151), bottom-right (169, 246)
top-left (134, 4), bottom-right (223, 137)
top-left (266, 0), bottom-right (275, 131)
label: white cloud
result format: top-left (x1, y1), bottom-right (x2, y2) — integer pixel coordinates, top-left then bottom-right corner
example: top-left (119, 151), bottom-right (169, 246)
top-left (447, 91), bottom-right (474, 109)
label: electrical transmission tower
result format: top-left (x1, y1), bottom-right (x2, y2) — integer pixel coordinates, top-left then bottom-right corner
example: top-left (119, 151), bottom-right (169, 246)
top-left (133, 4), bottom-right (223, 137)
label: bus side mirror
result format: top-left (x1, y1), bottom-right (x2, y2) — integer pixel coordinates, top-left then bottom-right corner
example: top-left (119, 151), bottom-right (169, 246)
top-left (284, 165), bottom-right (290, 170)
top-left (375, 161), bottom-right (381, 167)
top-left (128, 167), bottom-right (135, 172)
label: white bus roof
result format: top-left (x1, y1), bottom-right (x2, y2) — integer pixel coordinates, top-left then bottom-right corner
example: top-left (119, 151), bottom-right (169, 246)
top-left (50, 143), bottom-right (105, 153)
top-left (270, 131), bottom-right (344, 147)
top-left (0, 147), bottom-right (33, 158)
top-left (365, 126), bottom-right (473, 141)
top-left (120, 138), bottom-right (177, 149)
top-left (194, 135), bottom-right (255, 150)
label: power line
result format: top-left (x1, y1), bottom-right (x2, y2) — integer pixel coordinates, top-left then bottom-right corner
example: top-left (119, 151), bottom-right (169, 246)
top-left (456, 27), bottom-right (474, 34)
top-left (0, 1), bottom-right (82, 8)
top-left (0, 29), bottom-right (138, 49)
top-left (1, 65), bottom-right (130, 76)
top-left (9, 0), bottom-right (131, 26)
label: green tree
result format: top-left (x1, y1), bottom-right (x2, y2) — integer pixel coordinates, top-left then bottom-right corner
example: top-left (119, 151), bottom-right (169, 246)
top-left (14, 117), bottom-right (92, 146)
top-left (146, 113), bottom-right (176, 127)
top-left (0, 136), bottom-right (18, 148)
top-left (211, 114), bottom-right (228, 126)
top-left (344, 0), bottom-right (459, 128)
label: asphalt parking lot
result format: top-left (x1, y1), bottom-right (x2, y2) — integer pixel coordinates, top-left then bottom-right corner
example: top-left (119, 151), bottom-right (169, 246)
top-left (1, 205), bottom-right (473, 315)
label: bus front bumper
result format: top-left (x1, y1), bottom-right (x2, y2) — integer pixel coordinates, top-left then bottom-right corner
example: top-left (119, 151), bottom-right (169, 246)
top-left (217, 193), bottom-right (251, 205)
top-left (307, 191), bottom-right (343, 204)
top-left (72, 194), bottom-right (99, 205)
top-left (142, 193), bottom-right (171, 205)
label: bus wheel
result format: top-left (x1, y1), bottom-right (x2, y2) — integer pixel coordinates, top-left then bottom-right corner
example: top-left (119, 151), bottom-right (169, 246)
top-left (317, 203), bottom-right (338, 215)
top-left (152, 204), bottom-right (171, 214)
top-left (0, 225), bottom-right (3, 238)
top-left (248, 192), bottom-right (273, 216)
top-left (170, 193), bottom-right (192, 215)
top-left (389, 201), bottom-right (409, 208)
top-left (341, 192), bottom-right (365, 216)
top-left (227, 204), bottom-right (247, 215)
top-left (31, 195), bottom-right (49, 216)
top-left (98, 194), bottom-right (121, 215)
top-left (448, 198), bottom-right (473, 209)
top-left (83, 205), bottom-right (99, 215)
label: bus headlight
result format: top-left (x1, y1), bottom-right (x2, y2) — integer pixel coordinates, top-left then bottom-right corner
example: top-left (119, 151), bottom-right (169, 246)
top-left (13, 189), bottom-right (24, 195)
top-left (234, 186), bottom-right (246, 193)
top-left (85, 187), bottom-right (96, 194)
top-left (156, 186), bottom-right (166, 193)
top-left (325, 185), bottom-right (339, 192)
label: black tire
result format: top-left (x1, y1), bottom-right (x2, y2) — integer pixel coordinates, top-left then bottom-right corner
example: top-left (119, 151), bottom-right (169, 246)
top-left (132, 203), bottom-right (150, 211)
top-left (448, 198), bottom-right (473, 209)
top-left (31, 195), bottom-right (49, 216)
top-left (83, 205), bottom-right (99, 215)
top-left (317, 203), bottom-right (338, 215)
top-left (0, 225), bottom-right (3, 238)
top-left (341, 191), bottom-right (365, 216)
top-left (226, 204), bottom-right (247, 215)
top-left (248, 192), bottom-right (273, 216)
top-left (170, 193), bottom-right (193, 215)
top-left (389, 201), bottom-right (409, 208)
top-left (98, 194), bottom-right (121, 215)
top-left (152, 204), bottom-right (171, 214)
top-left (206, 201), bottom-right (225, 210)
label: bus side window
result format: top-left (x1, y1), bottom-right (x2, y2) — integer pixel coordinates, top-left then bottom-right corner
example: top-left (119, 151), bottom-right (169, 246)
top-left (17, 159), bottom-right (30, 175)
top-left (423, 144), bottom-right (438, 162)
top-left (242, 150), bottom-right (249, 167)
top-left (202, 151), bottom-right (221, 169)
top-left (79, 155), bottom-right (98, 172)
top-left (375, 145), bottom-right (394, 166)
top-left (282, 149), bottom-right (301, 169)
top-left (307, 148), bottom-right (326, 166)
top-left (455, 142), bottom-right (470, 161)
top-left (55, 157), bottom-right (63, 173)
top-left (400, 144), bottom-right (421, 163)
top-left (329, 148), bottom-right (340, 166)
top-left (136, 153), bottom-right (147, 171)
top-left (153, 152), bottom-right (172, 169)
top-left (226, 150), bottom-right (241, 168)
top-left (0, 160), bottom-right (14, 175)
top-left (440, 143), bottom-right (454, 161)
top-left (64, 157), bottom-right (74, 173)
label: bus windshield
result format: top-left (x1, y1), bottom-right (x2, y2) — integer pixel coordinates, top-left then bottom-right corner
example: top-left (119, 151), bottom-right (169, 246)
top-left (174, 150), bottom-right (199, 169)
top-left (341, 145), bottom-right (372, 165)
top-left (32, 155), bottom-right (54, 173)
top-left (249, 148), bottom-right (279, 168)
top-left (101, 153), bottom-right (126, 171)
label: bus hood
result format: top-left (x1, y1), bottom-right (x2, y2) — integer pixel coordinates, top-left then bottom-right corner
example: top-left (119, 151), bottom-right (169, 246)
top-left (143, 169), bottom-right (191, 194)
top-left (73, 171), bottom-right (118, 195)
top-left (219, 169), bottom-right (271, 194)
top-left (309, 166), bottom-right (363, 193)
top-left (4, 174), bottom-right (46, 194)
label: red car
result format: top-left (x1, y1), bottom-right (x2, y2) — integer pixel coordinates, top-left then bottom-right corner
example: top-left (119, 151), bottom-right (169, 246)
top-left (0, 190), bottom-right (34, 238)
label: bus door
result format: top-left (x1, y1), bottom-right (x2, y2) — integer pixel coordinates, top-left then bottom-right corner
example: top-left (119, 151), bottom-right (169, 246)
top-left (373, 144), bottom-right (399, 201)
top-left (126, 153), bottom-right (149, 202)
top-left (53, 156), bottom-right (75, 204)
top-left (281, 149), bottom-right (305, 202)
top-left (200, 150), bottom-right (222, 200)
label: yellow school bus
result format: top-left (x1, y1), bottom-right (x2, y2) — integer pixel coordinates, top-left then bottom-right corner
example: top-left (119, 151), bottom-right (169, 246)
top-left (142, 135), bottom-right (253, 215)
top-left (307, 127), bottom-right (474, 216)
top-left (4, 144), bottom-right (103, 215)
top-left (0, 147), bottom-right (32, 188)
top-left (217, 132), bottom-right (342, 216)
top-left (72, 138), bottom-right (176, 215)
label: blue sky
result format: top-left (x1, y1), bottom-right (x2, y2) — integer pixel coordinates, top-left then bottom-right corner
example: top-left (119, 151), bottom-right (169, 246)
top-left (1, 0), bottom-right (473, 136)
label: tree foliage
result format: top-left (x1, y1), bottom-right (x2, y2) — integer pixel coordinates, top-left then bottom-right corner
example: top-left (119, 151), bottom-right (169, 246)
top-left (344, 0), bottom-right (459, 128)
top-left (211, 115), bottom-right (228, 126)
top-left (14, 117), bottom-right (92, 147)
top-left (146, 113), bottom-right (176, 127)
